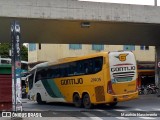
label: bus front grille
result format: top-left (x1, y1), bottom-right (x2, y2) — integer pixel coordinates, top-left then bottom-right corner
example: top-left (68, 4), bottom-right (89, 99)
top-left (95, 86), bottom-right (105, 102)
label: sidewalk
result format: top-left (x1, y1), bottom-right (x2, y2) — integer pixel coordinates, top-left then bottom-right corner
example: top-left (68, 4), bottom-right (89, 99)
top-left (139, 94), bottom-right (160, 99)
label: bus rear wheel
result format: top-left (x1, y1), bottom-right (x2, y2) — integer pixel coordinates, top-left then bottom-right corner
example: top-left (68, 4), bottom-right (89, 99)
top-left (109, 102), bottom-right (117, 107)
top-left (73, 93), bottom-right (82, 107)
top-left (82, 93), bottom-right (93, 109)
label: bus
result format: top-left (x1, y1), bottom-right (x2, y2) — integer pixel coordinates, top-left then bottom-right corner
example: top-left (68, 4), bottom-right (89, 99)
top-left (0, 58), bottom-right (11, 64)
top-left (28, 51), bottom-right (138, 108)
top-left (0, 58), bottom-right (28, 72)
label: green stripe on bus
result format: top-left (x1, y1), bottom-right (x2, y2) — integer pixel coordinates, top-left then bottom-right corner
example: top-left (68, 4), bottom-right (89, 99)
top-left (47, 79), bottom-right (64, 98)
top-left (41, 79), bottom-right (63, 98)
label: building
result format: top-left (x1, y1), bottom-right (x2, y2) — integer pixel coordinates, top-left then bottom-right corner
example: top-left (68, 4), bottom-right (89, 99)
top-left (28, 44), bottom-right (155, 63)
top-left (28, 44), bottom-right (155, 87)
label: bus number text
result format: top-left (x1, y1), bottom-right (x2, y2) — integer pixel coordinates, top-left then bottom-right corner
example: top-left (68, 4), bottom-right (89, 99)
top-left (91, 78), bottom-right (101, 82)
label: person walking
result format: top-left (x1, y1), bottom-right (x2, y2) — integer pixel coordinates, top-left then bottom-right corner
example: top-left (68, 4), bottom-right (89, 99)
top-left (157, 82), bottom-right (160, 97)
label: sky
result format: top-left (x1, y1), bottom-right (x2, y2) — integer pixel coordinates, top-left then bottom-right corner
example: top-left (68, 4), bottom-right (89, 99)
top-left (79, 0), bottom-right (160, 6)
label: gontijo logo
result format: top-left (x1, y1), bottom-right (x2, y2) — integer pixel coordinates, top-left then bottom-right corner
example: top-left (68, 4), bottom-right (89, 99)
top-left (115, 54), bottom-right (128, 61)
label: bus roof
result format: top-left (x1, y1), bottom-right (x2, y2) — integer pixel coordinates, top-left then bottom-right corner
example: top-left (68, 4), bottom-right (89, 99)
top-left (30, 62), bottom-right (49, 71)
top-left (0, 58), bottom-right (11, 60)
top-left (48, 52), bottom-right (109, 66)
top-left (29, 51), bottom-right (133, 70)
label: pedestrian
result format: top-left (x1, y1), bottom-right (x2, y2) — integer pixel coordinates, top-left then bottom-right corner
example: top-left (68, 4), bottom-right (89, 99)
top-left (157, 82), bottom-right (160, 97)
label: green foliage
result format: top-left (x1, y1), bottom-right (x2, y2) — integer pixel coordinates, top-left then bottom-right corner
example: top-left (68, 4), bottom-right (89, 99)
top-left (0, 43), bottom-right (28, 61)
top-left (0, 43), bottom-right (10, 58)
top-left (21, 45), bottom-right (28, 61)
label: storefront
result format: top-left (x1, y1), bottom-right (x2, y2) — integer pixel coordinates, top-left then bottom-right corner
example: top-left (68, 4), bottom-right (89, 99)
top-left (137, 61), bottom-right (155, 87)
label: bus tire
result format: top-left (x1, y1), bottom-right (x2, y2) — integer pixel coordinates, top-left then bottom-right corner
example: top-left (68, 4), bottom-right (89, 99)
top-left (82, 93), bottom-right (93, 109)
top-left (109, 102), bottom-right (117, 107)
top-left (73, 93), bottom-right (82, 108)
top-left (37, 93), bottom-right (43, 104)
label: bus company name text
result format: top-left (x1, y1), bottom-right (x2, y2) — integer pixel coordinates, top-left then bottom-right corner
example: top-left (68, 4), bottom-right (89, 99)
top-left (61, 78), bottom-right (83, 85)
top-left (111, 66), bottom-right (136, 72)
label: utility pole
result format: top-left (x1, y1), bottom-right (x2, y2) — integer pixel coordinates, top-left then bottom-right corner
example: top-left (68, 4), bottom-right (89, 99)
top-left (11, 21), bottom-right (22, 111)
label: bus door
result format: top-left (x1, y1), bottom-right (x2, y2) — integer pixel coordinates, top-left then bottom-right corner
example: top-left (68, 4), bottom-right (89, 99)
top-left (109, 51), bottom-right (137, 95)
top-left (28, 73), bottom-right (35, 100)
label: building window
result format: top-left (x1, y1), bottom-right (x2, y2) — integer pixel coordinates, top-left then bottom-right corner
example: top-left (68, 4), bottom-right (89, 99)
top-left (39, 43), bottom-right (41, 50)
top-left (123, 45), bottom-right (135, 51)
top-left (140, 46), bottom-right (149, 50)
top-left (29, 43), bottom-right (36, 51)
top-left (140, 46), bottom-right (144, 50)
top-left (92, 44), bottom-right (104, 51)
top-left (69, 44), bottom-right (82, 50)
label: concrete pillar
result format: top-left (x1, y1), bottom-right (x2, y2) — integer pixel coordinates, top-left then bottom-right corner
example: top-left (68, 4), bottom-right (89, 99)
top-left (155, 0), bottom-right (157, 6)
top-left (155, 46), bottom-right (160, 96)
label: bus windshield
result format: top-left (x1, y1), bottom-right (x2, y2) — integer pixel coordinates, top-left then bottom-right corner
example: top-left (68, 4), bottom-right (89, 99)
top-left (109, 51), bottom-right (137, 83)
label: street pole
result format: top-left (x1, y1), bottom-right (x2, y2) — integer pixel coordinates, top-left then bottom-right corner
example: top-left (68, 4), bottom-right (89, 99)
top-left (11, 21), bottom-right (22, 111)
top-left (155, 0), bottom-right (157, 6)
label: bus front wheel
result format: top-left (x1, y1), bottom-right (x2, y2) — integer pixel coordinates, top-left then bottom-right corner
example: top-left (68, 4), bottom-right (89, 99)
top-left (82, 93), bottom-right (93, 109)
top-left (73, 93), bottom-right (82, 107)
top-left (37, 93), bottom-right (43, 104)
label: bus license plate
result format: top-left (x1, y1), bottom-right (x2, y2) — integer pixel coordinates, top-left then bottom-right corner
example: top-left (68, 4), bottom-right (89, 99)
top-left (123, 95), bottom-right (128, 98)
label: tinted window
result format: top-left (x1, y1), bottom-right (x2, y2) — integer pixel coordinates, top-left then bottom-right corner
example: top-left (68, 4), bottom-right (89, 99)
top-left (68, 62), bottom-right (77, 76)
top-left (49, 56), bottom-right (103, 78)
top-left (35, 68), bottom-right (49, 83)
top-left (59, 64), bottom-right (69, 77)
top-left (47, 65), bottom-right (60, 78)
top-left (94, 57), bottom-right (103, 72)
top-left (38, 57), bottom-right (103, 79)
top-left (21, 63), bottom-right (28, 71)
top-left (1, 60), bottom-right (10, 64)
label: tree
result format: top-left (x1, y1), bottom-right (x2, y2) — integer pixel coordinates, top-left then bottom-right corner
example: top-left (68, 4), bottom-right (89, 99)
top-left (21, 45), bottom-right (28, 61)
top-left (0, 43), bottom-right (28, 61)
top-left (0, 43), bottom-right (10, 58)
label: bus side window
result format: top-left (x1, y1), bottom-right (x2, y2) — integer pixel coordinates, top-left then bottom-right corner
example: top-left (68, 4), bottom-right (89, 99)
top-left (47, 68), bottom-right (53, 79)
top-left (64, 67), bottom-right (69, 77)
top-left (88, 59), bottom-right (94, 74)
top-left (68, 62), bottom-right (77, 76)
top-left (60, 64), bottom-right (69, 77)
top-left (94, 58), bottom-right (102, 72)
top-left (77, 61), bottom-right (85, 75)
top-left (84, 62), bottom-right (88, 74)
top-left (51, 68), bottom-right (55, 78)
top-left (41, 69), bottom-right (48, 79)
top-left (84, 59), bottom-right (94, 74)
top-left (52, 65), bottom-right (60, 78)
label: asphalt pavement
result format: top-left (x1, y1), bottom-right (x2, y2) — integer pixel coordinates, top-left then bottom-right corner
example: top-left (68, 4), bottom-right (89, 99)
top-left (1, 94), bottom-right (160, 120)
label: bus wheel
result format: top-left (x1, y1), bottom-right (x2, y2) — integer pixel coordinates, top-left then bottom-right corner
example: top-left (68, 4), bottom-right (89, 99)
top-left (82, 93), bottom-right (93, 109)
top-left (37, 93), bottom-right (43, 104)
top-left (109, 102), bottom-right (117, 107)
top-left (73, 93), bottom-right (82, 107)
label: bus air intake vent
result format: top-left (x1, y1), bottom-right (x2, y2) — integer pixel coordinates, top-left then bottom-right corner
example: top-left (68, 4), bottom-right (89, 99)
top-left (95, 86), bottom-right (105, 102)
